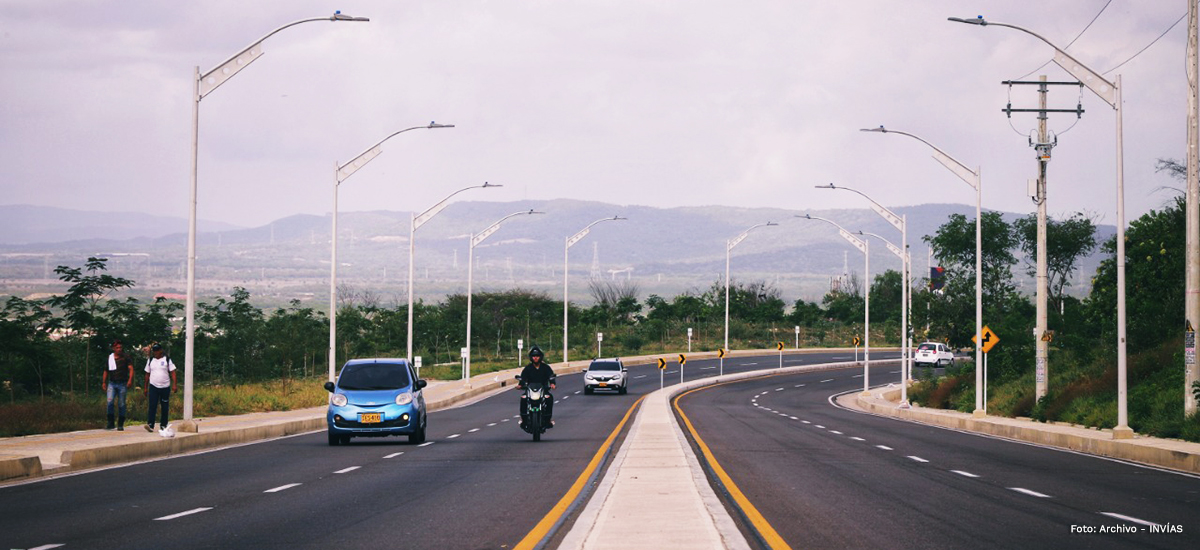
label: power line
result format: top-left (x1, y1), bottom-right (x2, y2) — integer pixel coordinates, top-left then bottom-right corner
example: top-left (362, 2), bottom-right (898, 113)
top-left (1103, 12), bottom-right (1187, 74)
top-left (1013, 0), bottom-right (1114, 81)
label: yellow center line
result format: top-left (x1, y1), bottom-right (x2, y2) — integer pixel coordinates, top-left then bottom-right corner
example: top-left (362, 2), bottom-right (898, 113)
top-left (675, 382), bottom-right (793, 550)
top-left (514, 394), bottom-right (647, 550)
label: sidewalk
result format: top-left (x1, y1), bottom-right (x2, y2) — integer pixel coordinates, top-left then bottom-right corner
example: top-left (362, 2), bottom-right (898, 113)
top-left (846, 385), bottom-right (1200, 475)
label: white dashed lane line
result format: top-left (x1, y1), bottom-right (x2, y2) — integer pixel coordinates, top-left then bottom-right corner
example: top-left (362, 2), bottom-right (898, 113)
top-left (849, 437), bottom-right (865, 441)
top-left (384, 452), bottom-right (404, 459)
top-left (701, 366), bottom-right (716, 370)
top-left (447, 434), bottom-right (461, 439)
top-left (829, 430), bottom-right (843, 435)
top-left (851, 374), bottom-right (863, 378)
top-left (789, 416), bottom-right (798, 420)
top-left (574, 390), bottom-right (581, 394)
top-left (264, 483), bottom-right (301, 493)
top-left (744, 362), bottom-right (758, 366)
top-left (634, 375), bottom-right (647, 379)
top-left (951, 470), bottom-right (979, 478)
top-left (487, 423), bottom-right (497, 427)
top-left (666, 370), bottom-right (678, 374)
top-left (876, 445), bottom-right (893, 451)
top-left (907, 456), bottom-right (929, 463)
top-left (802, 420), bottom-right (811, 424)
top-left (155, 507), bottom-right (213, 521)
top-left (815, 425), bottom-right (826, 429)
top-left (820, 379), bottom-right (834, 383)
top-left (334, 466), bottom-right (361, 474)
top-left (1009, 487), bottom-right (1051, 498)
top-left (468, 428), bottom-right (480, 433)
top-left (29, 545), bottom-right (64, 550)
top-left (775, 388), bottom-right (784, 391)
top-left (419, 442), bottom-right (435, 447)
top-left (1100, 512), bottom-right (1160, 527)
top-left (795, 384), bottom-right (805, 387)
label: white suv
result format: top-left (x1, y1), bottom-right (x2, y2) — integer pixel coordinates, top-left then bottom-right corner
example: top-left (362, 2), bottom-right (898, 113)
top-left (914, 342), bottom-right (954, 368)
top-left (584, 358), bottom-right (628, 394)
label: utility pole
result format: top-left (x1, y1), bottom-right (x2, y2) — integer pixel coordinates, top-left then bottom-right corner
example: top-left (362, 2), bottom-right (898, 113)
top-left (1186, 0), bottom-right (1199, 416)
top-left (1036, 75), bottom-right (1051, 400)
top-left (1002, 76), bottom-right (1083, 400)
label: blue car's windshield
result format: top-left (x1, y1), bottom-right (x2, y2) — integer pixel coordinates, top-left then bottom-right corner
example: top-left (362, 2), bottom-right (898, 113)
top-left (338, 363), bottom-right (411, 391)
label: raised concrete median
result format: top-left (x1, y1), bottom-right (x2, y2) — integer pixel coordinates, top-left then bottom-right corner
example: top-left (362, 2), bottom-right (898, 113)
top-left (848, 385), bottom-right (1200, 475)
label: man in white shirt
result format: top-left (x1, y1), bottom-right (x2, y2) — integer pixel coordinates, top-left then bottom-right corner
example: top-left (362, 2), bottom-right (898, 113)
top-left (143, 343), bottom-right (177, 432)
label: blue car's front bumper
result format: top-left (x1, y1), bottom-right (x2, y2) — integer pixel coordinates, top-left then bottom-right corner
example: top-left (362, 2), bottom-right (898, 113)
top-left (326, 402), bottom-right (421, 437)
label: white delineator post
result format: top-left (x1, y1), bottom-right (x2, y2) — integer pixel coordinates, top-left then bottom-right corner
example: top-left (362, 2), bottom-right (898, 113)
top-left (183, 12), bottom-right (370, 429)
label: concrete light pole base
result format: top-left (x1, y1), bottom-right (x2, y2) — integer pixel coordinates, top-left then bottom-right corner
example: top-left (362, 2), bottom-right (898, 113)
top-left (176, 420), bottom-right (200, 433)
top-left (861, 391), bottom-right (872, 397)
top-left (1111, 426), bottom-right (1135, 440)
top-left (972, 409), bottom-right (987, 418)
top-left (897, 400), bottom-right (911, 409)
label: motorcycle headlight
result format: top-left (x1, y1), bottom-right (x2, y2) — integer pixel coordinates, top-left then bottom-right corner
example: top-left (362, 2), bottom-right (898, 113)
top-left (395, 392), bottom-right (413, 406)
top-left (530, 393), bottom-right (541, 401)
top-left (331, 393), bottom-right (347, 407)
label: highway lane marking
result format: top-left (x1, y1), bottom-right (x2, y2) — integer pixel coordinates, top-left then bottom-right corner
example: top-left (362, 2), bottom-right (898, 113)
top-left (502, 418), bottom-right (511, 422)
top-left (264, 483), bottom-right (302, 493)
top-left (875, 445), bottom-right (893, 450)
top-left (951, 470), bottom-right (979, 478)
top-left (334, 466), bottom-right (361, 474)
top-left (851, 374), bottom-right (863, 378)
top-left (802, 420), bottom-right (811, 424)
top-left (907, 456), bottom-right (929, 463)
top-left (1008, 487), bottom-right (1050, 498)
top-left (447, 434), bottom-right (461, 439)
top-left (794, 384), bottom-right (805, 387)
top-left (1100, 512), bottom-right (1160, 527)
top-left (775, 388), bottom-right (784, 391)
top-left (469, 428), bottom-right (480, 433)
top-left (574, 391), bottom-right (581, 394)
top-left (701, 366), bottom-right (716, 369)
top-left (487, 423), bottom-right (497, 427)
top-left (820, 379), bottom-right (833, 383)
top-left (829, 430), bottom-right (843, 435)
top-left (815, 425), bottom-right (826, 429)
top-left (155, 507), bottom-right (213, 521)
top-left (515, 395), bottom-right (647, 550)
top-left (789, 416), bottom-right (798, 420)
top-left (419, 442), bottom-right (435, 447)
top-left (563, 396), bottom-right (570, 400)
top-left (383, 452), bottom-right (404, 459)
top-left (832, 356), bottom-right (850, 359)
top-left (634, 375), bottom-right (647, 379)
top-left (666, 370), bottom-right (678, 374)
top-left (29, 545), bottom-right (64, 550)
top-left (744, 362), bottom-right (758, 366)
top-left (849, 437), bottom-right (865, 441)
top-left (889, 370), bottom-right (900, 373)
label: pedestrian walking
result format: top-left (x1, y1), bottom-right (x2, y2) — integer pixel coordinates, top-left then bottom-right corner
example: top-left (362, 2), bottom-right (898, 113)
top-left (143, 343), bottom-right (177, 432)
top-left (102, 340), bottom-right (133, 430)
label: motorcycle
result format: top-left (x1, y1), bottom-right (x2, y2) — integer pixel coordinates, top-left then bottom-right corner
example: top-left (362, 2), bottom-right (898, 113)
top-left (516, 375), bottom-right (555, 441)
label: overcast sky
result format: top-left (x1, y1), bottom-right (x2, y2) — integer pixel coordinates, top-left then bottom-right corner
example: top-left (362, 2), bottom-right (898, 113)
top-left (0, 1), bottom-right (1191, 229)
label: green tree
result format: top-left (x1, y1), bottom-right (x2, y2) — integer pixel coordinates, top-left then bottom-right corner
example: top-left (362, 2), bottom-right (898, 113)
top-left (1013, 213), bottom-right (1098, 310)
top-left (869, 269), bottom-right (903, 324)
top-left (46, 257), bottom-right (134, 397)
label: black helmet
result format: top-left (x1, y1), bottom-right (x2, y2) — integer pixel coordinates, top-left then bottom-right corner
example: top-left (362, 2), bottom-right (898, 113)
top-left (529, 346), bottom-right (544, 360)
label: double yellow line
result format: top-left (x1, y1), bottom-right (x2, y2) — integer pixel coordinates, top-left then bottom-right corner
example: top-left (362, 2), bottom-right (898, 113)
top-left (675, 382), bottom-right (792, 550)
top-left (514, 394), bottom-right (647, 550)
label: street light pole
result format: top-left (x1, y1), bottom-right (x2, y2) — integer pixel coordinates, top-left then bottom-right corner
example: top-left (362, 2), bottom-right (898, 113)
top-left (330, 123), bottom-right (453, 382)
top-left (407, 183), bottom-right (502, 364)
top-left (858, 230), bottom-right (908, 397)
top-left (861, 126), bottom-right (983, 416)
top-left (815, 184), bottom-right (909, 404)
top-left (563, 216), bottom-right (626, 364)
top-left (800, 215), bottom-right (870, 396)
top-left (950, 14), bottom-right (1133, 438)
top-left (724, 222), bottom-right (779, 369)
top-left (467, 210), bottom-right (542, 385)
top-left (183, 12), bottom-right (368, 429)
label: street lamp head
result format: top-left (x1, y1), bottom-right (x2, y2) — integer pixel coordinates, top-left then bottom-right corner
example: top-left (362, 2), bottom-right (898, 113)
top-left (860, 126), bottom-right (887, 133)
top-left (331, 11), bottom-right (370, 22)
top-left (797, 214), bottom-right (813, 220)
top-left (428, 122), bottom-right (455, 129)
top-left (611, 216), bottom-right (628, 221)
top-left (481, 181), bottom-right (503, 189)
top-left (948, 15), bottom-right (987, 26)
top-left (766, 221), bottom-right (779, 226)
top-left (814, 183), bottom-right (838, 190)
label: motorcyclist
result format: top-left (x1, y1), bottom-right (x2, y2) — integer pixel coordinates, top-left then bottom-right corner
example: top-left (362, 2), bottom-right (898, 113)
top-left (518, 346), bottom-right (556, 429)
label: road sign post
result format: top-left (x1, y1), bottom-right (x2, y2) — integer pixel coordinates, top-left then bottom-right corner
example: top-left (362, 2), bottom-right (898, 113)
top-left (687, 327), bottom-right (693, 353)
top-left (776, 341), bottom-right (784, 368)
top-left (852, 336), bottom-right (862, 363)
top-left (718, 348), bottom-right (726, 376)
top-left (795, 326), bottom-right (800, 349)
top-left (517, 339), bottom-right (523, 367)
top-left (679, 354), bottom-right (687, 384)
top-left (414, 356), bottom-right (422, 377)
top-left (597, 332), bottom-right (603, 358)
top-left (972, 326), bottom-right (1000, 416)
top-left (657, 357), bottom-right (666, 389)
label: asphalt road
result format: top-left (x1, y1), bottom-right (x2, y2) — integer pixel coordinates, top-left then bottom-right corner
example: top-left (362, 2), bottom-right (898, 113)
top-left (0, 350), bottom-right (895, 550)
top-left (676, 367), bottom-right (1200, 549)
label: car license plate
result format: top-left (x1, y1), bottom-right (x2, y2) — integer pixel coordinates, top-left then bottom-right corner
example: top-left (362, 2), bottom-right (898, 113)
top-left (359, 412), bottom-right (382, 424)
top-left (598, 383), bottom-right (607, 387)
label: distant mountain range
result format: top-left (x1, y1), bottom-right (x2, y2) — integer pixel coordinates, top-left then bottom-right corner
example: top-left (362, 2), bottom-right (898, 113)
top-left (0, 201), bottom-right (1116, 304)
top-left (0, 205), bottom-right (243, 245)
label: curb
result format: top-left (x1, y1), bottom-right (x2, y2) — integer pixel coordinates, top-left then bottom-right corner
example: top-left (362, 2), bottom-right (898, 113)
top-left (855, 387), bottom-right (1200, 475)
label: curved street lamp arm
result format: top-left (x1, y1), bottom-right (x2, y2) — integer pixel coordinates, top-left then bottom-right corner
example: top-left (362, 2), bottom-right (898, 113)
top-left (861, 127), bottom-right (979, 190)
top-left (814, 184), bottom-right (904, 231)
top-left (337, 122), bottom-right (455, 182)
top-left (567, 216), bottom-right (627, 248)
top-left (797, 214), bottom-right (866, 253)
top-left (472, 210), bottom-right (544, 247)
top-left (857, 230), bottom-right (906, 261)
top-left (199, 12), bottom-right (369, 98)
top-left (415, 182), bottom-right (502, 230)
top-left (949, 16), bottom-right (1117, 107)
top-left (727, 221), bottom-right (778, 251)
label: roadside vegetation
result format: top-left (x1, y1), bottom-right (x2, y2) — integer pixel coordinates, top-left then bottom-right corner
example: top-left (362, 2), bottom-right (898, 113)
top-left (910, 159), bottom-right (1200, 441)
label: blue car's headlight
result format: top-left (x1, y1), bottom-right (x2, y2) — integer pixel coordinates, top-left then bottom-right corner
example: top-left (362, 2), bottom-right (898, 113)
top-left (331, 393), bottom-right (347, 407)
top-left (395, 392), bottom-right (413, 406)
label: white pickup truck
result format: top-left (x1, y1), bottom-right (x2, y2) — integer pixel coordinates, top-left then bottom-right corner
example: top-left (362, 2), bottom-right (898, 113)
top-left (914, 342), bottom-right (955, 368)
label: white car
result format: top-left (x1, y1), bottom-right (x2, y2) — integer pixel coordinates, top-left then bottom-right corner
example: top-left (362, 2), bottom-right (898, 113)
top-left (914, 342), bottom-right (954, 368)
top-left (584, 358), bottom-right (628, 394)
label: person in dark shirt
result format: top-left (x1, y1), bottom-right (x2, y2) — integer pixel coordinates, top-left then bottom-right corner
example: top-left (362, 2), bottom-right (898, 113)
top-left (518, 346), bottom-right (556, 429)
top-left (102, 340), bottom-right (134, 431)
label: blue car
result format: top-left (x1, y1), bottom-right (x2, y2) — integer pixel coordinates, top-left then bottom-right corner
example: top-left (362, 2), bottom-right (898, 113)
top-left (323, 358), bottom-right (427, 446)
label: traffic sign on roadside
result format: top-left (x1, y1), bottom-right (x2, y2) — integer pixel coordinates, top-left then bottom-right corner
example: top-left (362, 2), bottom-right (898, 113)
top-left (1040, 330), bottom-right (1054, 343)
top-left (656, 358), bottom-right (666, 369)
top-left (852, 336), bottom-right (862, 347)
top-left (678, 354), bottom-right (687, 365)
top-left (972, 326), bottom-right (1000, 353)
top-left (776, 342), bottom-right (784, 351)
top-left (718, 348), bottom-right (726, 359)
